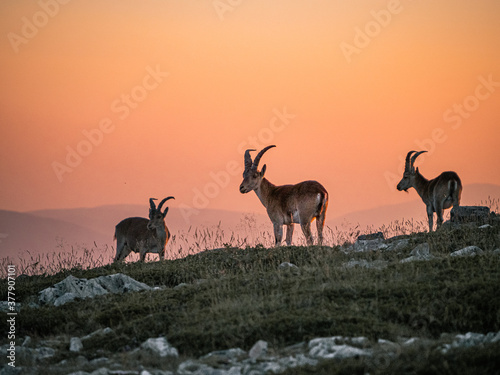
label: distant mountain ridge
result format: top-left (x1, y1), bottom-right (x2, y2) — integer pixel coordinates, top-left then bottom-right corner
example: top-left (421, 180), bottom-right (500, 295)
top-left (1, 183), bottom-right (498, 260)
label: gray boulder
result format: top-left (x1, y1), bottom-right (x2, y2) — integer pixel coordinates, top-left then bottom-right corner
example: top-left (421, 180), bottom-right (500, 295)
top-left (308, 336), bottom-right (371, 360)
top-left (39, 273), bottom-right (151, 306)
top-left (401, 243), bottom-right (433, 263)
top-left (141, 337), bottom-right (179, 358)
top-left (353, 232), bottom-right (388, 252)
top-left (248, 340), bottom-right (268, 360)
top-left (70, 337), bottom-right (83, 352)
top-left (450, 246), bottom-right (484, 257)
top-left (450, 206), bottom-right (490, 224)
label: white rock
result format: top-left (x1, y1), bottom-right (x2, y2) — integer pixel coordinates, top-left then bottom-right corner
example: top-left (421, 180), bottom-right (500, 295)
top-left (141, 337), bottom-right (179, 358)
top-left (38, 273), bottom-right (151, 306)
top-left (403, 337), bottom-right (419, 346)
top-left (89, 369), bottom-right (109, 375)
top-left (35, 346), bottom-right (56, 359)
top-left (308, 337), bottom-right (370, 359)
top-left (279, 262), bottom-right (299, 270)
top-left (54, 292), bottom-right (77, 307)
top-left (478, 224), bottom-right (492, 229)
top-left (411, 243), bottom-right (430, 257)
top-left (349, 337), bottom-right (370, 347)
top-left (486, 331), bottom-right (500, 343)
top-left (22, 336), bottom-right (31, 347)
top-left (450, 246), bottom-right (484, 257)
top-left (387, 238), bottom-right (410, 251)
top-left (401, 243), bottom-right (434, 263)
top-left (70, 337), bottom-right (83, 352)
top-left (278, 353), bottom-right (318, 369)
top-left (177, 359), bottom-right (212, 375)
top-left (82, 327), bottom-right (113, 341)
top-left (354, 239), bottom-right (388, 252)
top-left (174, 283), bottom-right (190, 290)
top-left (249, 340), bottom-right (268, 360)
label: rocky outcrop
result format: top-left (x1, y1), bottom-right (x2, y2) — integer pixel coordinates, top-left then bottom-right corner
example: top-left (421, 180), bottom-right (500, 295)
top-left (450, 206), bottom-right (491, 224)
top-left (2, 330), bottom-right (499, 375)
top-left (38, 273), bottom-right (152, 307)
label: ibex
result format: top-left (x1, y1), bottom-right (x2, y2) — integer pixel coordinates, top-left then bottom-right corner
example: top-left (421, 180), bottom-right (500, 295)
top-left (239, 145), bottom-right (329, 246)
top-left (114, 197), bottom-right (174, 262)
top-left (397, 151), bottom-right (462, 231)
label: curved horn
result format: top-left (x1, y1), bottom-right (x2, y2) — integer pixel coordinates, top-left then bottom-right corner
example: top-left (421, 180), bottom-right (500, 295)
top-left (252, 145), bottom-right (276, 171)
top-left (244, 149), bottom-right (256, 171)
top-left (157, 196), bottom-right (175, 211)
top-left (404, 151), bottom-right (416, 170)
top-left (149, 198), bottom-right (157, 210)
top-left (410, 151), bottom-right (427, 167)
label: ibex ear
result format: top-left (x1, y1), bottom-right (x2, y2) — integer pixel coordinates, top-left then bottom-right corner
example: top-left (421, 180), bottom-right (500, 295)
top-left (261, 164), bottom-right (267, 177)
top-left (163, 207), bottom-right (169, 217)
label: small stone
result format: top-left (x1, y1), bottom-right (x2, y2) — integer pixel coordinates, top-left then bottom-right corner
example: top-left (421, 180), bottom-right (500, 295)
top-left (450, 246), bottom-right (484, 257)
top-left (82, 327), bottom-right (113, 341)
top-left (279, 262), bottom-right (298, 270)
top-left (249, 340), bottom-right (268, 360)
top-left (141, 337), bottom-right (179, 358)
top-left (70, 337), bottom-right (83, 352)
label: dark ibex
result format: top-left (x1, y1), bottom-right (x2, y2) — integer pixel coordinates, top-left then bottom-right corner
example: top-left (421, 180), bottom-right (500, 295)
top-left (397, 151), bottom-right (462, 231)
top-left (239, 145), bottom-right (328, 246)
top-left (114, 197), bottom-right (174, 262)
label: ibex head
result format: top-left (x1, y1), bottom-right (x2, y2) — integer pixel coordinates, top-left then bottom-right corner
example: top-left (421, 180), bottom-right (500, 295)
top-left (397, 150), bottom-right (427, 192)
top-left (239, 145), bottom-right (276, 194)
top-left (147, 197), bottom-right (174, 230)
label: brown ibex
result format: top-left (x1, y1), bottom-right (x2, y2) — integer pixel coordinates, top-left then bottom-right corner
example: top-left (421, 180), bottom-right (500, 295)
top-left (397, 151), bottom-right (462, 231)
top-left (114, 197), bottom-right (174, 262)
top-left (239, 145), bottom-right (328, 246)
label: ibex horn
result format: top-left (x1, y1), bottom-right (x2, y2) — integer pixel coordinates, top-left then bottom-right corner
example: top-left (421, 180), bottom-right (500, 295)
top-left (410, 151), bottom-right (427, 167)
top-left (404, 151), bottom-right (416, 171)
top-left (157, 196), bottom-right (175, 211)
top-left (244, 149), bottom-right (256, 172)
top-left (252, 145), bottom-right (276, 171)
top-left (149, 198), bottom-right (158, 210)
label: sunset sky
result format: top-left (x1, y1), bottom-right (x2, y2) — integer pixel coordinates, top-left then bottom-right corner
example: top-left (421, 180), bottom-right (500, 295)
top-left (1, 0), bottom-right (500, 223)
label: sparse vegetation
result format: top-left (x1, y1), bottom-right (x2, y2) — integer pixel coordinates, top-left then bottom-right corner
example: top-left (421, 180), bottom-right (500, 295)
top-left (1, 212), bottom-right (499, 373)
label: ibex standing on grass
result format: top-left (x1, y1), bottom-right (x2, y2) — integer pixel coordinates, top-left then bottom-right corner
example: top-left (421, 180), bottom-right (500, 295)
top-left (114, 197), bottom-right (174, 262)
top-left (397, 151), bottom-right (462, 232)
top-left (239, 145), bottom-right (329, 246)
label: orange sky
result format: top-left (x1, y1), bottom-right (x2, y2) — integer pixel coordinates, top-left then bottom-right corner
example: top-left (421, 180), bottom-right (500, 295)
top-left (1, 0), bottom-right (500, 222)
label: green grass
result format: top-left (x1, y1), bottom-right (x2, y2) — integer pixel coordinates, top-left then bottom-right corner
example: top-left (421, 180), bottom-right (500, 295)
top-left (1, 216), bottom-right (499, 372)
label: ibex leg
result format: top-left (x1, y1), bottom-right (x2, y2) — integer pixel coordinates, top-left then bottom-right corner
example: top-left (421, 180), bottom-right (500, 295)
top-left (300, 222), bottom-right (314, 246)
top-left (426, 205), bottom-right (434, 232)
top-left (273, 223), bottom-right (283, 247)
top-left (285, 224), bottom-right (294, 246)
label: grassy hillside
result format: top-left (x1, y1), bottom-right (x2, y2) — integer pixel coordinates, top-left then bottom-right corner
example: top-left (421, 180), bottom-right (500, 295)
top-left (1, 219), bottom-right (500, 373)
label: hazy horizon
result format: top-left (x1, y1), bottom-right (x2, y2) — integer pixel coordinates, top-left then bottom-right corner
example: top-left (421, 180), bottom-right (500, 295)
top-left (1, 1), bottom-right (500, 222)
top-left (1, 182), bottom-right (498, 261)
